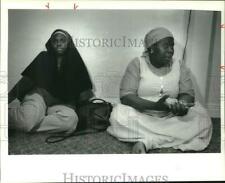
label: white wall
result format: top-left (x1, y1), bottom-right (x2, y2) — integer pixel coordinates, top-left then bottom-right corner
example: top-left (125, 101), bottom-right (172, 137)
top-left (206, 12), bottom-right (221, 118)
top-left (8, 10), bottom-right (189, 103)
top-left (184, 11), bottom-right (221, 117)
top-left (184, 11), bottom-right (213, 105)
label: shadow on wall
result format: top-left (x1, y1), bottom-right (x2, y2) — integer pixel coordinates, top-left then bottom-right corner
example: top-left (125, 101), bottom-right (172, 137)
top-left (191, 72), bottom-right (205, 106)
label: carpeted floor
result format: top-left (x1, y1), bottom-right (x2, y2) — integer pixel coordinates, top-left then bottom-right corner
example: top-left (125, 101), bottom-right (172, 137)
top-left (8, 118), bottom-right (221, 154)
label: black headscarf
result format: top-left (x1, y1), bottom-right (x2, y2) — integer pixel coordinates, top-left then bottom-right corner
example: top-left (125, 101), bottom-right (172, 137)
top-left (21, 29), bottom-right (92, 104)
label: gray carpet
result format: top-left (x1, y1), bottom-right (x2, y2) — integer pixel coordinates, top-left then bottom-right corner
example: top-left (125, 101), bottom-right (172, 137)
top-left (8, 118), bottom-right (220, 154)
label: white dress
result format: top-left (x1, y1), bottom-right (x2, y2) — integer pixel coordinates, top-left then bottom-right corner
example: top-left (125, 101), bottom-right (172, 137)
top-left (107, 58), bottom-right (212, 151)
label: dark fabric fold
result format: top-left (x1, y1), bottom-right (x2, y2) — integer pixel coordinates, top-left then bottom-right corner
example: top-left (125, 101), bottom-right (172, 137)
top-left (21, 29), bottom-right (92, 104)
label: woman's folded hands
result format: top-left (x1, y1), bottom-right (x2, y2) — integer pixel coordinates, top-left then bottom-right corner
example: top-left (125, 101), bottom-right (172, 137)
top-left (163, 96), bottom-right (194, 116)
top-left (154, 95), bottom-right (195, 116)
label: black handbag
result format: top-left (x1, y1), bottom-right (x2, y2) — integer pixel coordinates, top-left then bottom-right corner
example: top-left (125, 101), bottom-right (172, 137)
top-left (45, 98), bottom-right (113, 143)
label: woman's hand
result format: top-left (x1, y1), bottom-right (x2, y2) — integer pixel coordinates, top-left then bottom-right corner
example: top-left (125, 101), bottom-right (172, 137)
top-left (64, 104), bottom-right (76, 111)
top-left (178, 93), bottom-right (195, 107)
top-left (78, 89), bottom-right (94, 105)
top-left (32, 88), bottom-right (61, 106)
top-left (8, 76), bottom-right (35, 104)
top-left (154, 95), bottom-right (170, 111)
top-left (169, 101), bottom-right (188, 116)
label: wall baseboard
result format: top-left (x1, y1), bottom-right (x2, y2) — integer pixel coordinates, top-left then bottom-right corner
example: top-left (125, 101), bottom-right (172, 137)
top-left (206, 103), bottom-right (220, 118)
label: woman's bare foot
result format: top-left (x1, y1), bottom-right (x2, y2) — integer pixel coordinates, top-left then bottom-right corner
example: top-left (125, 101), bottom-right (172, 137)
top-left (132, 142), bottom-right (146, 154)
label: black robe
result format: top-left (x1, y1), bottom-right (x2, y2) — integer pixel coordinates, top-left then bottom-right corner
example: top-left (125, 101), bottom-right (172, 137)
top-left (21, 29), bottom-right (92, 105)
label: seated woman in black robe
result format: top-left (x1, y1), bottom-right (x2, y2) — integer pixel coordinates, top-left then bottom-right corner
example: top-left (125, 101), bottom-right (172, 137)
top-left (8, 29), bottom-right (93, 133)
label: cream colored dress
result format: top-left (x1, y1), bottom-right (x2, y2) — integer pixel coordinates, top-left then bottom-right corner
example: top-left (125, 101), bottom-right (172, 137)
top-left (107, 57), bottom-right (212, 151)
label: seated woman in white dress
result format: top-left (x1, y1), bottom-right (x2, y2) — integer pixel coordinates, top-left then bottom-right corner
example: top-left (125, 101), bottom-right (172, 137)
top-left (107, 27), bottom-right (212, 153)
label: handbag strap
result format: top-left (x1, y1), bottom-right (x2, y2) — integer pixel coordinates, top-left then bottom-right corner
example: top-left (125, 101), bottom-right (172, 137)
top-left (45, 98), bottom-right (112, 144)
top-left (45, 128), bottom-right (104, 143)
top-left (90, 98), bottom-right (108, 104)
top-left (77, 98), bottom-right (108, 108)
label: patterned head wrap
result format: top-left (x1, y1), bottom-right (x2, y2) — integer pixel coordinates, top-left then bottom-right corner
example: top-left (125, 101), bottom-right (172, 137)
top-left (144, 27), bottom-right (173, 50)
